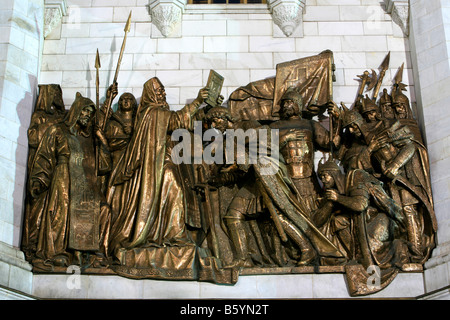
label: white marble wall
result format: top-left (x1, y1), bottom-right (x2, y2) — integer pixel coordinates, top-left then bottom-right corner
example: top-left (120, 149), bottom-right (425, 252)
top-left (41, 0), bottom-right (414, 112)
top-left (32, 272), bottom-right (425, 299)
top-left (2, 0), bottom-right (447, 299)
top-left (0, 0), bottom-right (44, 298)
top-left (409, 0), bottom-right (450, 299)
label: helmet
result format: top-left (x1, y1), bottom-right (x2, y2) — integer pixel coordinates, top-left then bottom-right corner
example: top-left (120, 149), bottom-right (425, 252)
top-left (280, 87), bottom-right (303, 111)
top-left (317, 158), bottom-right (341, 175)
top-left (342, 108), bottom-right (364, 128)
top-left (360, 95), bottom-right (379, 114)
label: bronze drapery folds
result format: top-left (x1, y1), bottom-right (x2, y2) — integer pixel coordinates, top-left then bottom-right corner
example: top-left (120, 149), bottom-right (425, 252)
top-left (22, 49), bottom-right (436, 296)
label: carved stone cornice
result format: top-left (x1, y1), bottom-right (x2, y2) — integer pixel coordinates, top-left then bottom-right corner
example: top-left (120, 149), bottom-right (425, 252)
top-left (267, 0), bottom-right (305, 37)
top-left (384, 0), bottom-right (409, 36)
top-left (149, 0), bottom-right (187, 37)
top-left (44, 0), bottom-right (67, 38)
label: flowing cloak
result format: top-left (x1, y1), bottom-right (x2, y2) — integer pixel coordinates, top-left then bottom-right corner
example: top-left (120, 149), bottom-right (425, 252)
top-left (27, 93), bottom-right (111, 266)
top-left (342, 169), bottom-right (409, 297)
top-left (108, 83), bottom-right (238, 283)
top-left (22, 84), bottom-right (66, 258)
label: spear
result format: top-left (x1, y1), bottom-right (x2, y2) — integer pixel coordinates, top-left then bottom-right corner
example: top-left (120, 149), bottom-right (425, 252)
top-left (95, 49), bottom-right (101, 110)
top-left (113, 11), bottom-right (132, 86)
top-left (372, 52), bottom-right (390, 101)
top-left (102, 11), bottom-right (132, 131)
top-left (393, 62), bottom-right (407, 90)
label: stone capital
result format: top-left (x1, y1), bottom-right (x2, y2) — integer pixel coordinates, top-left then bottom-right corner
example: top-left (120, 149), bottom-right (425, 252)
top-left (149, 0), bottom-right (187, 37)
top-left (44, 0), bottom-right (67, 38)
top-left (267, 0), bottom-right (305, 37)
top-left (383, 0), bottom-right (409, 36)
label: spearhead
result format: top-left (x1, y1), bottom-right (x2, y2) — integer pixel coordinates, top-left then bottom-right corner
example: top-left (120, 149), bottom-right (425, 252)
top-left (371, 52), bottom-right (390, 101)
top-left (95, 49), bottom-right (101, 70)
top-left (124, 11), bottom-right (132, 33)
top-left (380, 51), bottom-right (390, 73)
top-left (394, 63), bottom-right (404, 85)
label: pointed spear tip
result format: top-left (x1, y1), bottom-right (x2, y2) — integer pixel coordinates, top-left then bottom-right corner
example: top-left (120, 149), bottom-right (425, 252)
top-left (124, 11), bottom-right (132, 33)
top-left (95, 49), bottom-right (101, 69)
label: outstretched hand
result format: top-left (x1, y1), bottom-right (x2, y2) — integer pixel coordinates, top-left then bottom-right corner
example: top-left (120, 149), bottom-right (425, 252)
top-left (194, 87), bottom-right (209, 105)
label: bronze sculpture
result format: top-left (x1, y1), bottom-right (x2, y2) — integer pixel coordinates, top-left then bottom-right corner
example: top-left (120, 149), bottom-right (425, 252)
top-left (22, 46), bottom-right (436, 296)
top-left (27, 92), bottom-right (112, 270)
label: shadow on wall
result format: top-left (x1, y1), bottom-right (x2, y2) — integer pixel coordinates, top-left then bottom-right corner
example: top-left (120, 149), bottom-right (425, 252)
top-left (15, 74), bottom-right (38, 248)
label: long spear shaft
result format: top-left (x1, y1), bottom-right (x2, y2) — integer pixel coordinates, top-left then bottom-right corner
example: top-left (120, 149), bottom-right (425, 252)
top-left (113, 11), bottom-right (132, 85)
top-left (102, 11), bottom-right (132, 131)
top-left (95, 49), bottom-right (101, 109)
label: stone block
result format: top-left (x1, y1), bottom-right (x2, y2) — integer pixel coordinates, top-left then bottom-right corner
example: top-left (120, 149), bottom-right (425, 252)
top-left (339, 5), bottom-right (388, 22)
top-left (134, 22), bottom-right (152, 37)
top-left (68, 7), bottom-right (113, 23)
top-left (206, 36), bottom-right (249, 53)
top-left (341, 35), bottom-right (388, 52)
top-left (89, 22), bottom-right (136, 38)
top-left (66, 37), bottom-right (117, 55)
top-left (8, 264), bottom-right (32, 294)
top-left (61, 23), bottom-right (91, 38)
top-left (134, 53), bottom-right (180, 70)
top-left (387, 36), bottom-right (410, 52)
top-left (363, 21), bottom-right (394, 35)
top-left (203, 69), bottom-right (249, 87)
top-left (317, 0), bottom-right (361, 4)
top-left (273, 52), bottom-right (317, 67)
top-left (250, 36), bottom-right (295, 53)
top-left (157, 37), bottom-right (203, 53)
top-left (39, 71), bottom-right (63, 85)
top-left (180, 53), bottom-right (227, 70)
top-left (91, 0), bottom-right (137, 7)
top-left (227, 20), bottom-right (272, 36)
top-left (295, 36), bottom-right (341, 52)
top-left (143, 279), bottom-right (201, 299)
top-left (113, 7), bottom-right (150, 23)
top-left (333, 52), bottom-right (367, 69)
top-left (303, 6), bottom-right (340, 22)
top-left (33, 274), bottom-right (90, 299)
top-left (182, 20), bottom-right (227, 37)
top-left (156, 70), bottom-right (203, 87)
top-left (42, 39), bottom-right (66, 54)
top-left (125, 37), bottom-right (158, 54)
top-left (66, 0), bottom-right (92, 6)
top-left (424, 261), bottom-right (450, 292)
top-left (303, 22), bottom-right (318, 36)
top-left (41, 54), bottom-right (89, 72)
top-left (250, 69), bottom-right (276, 82)
top-left (227, 52), bottom-right (273, 69)
top-left (318, 22), bottom-right (364, 36)
top-left (88, 275), bottom-right (144, 299)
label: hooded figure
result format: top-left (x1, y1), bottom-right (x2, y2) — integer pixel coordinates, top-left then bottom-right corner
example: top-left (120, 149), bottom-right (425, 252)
top-left (23, 84), bottom-right (67, 259)
top-left (107, 77), bottom-right (237, 284)
top-left (27, 84), bottom-right (66, 167)
top-left (314, 159), bottom-right (353, 261)
top-left (26, 92), bottom-right (111, 269)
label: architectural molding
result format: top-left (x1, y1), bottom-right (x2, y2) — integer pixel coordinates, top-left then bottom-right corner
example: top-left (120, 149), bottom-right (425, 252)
top-left (149, 0), bottom-right (187, 37)
top-left (43, 0), bottom-right (67, 38)
top-left (267, 0), bottom-right (305, 37)
top-left (384, 0), bottom-right (409, 36)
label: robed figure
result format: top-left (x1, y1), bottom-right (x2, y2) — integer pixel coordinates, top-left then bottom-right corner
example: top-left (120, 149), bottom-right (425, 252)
top-left (108, 77), bottom-right (237, 283)
top-left (27, 93), bottom-right (112, 269)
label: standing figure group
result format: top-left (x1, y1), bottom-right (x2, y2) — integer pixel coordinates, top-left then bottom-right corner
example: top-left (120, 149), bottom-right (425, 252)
top-left (21, 52), bottom-right (436, 296)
